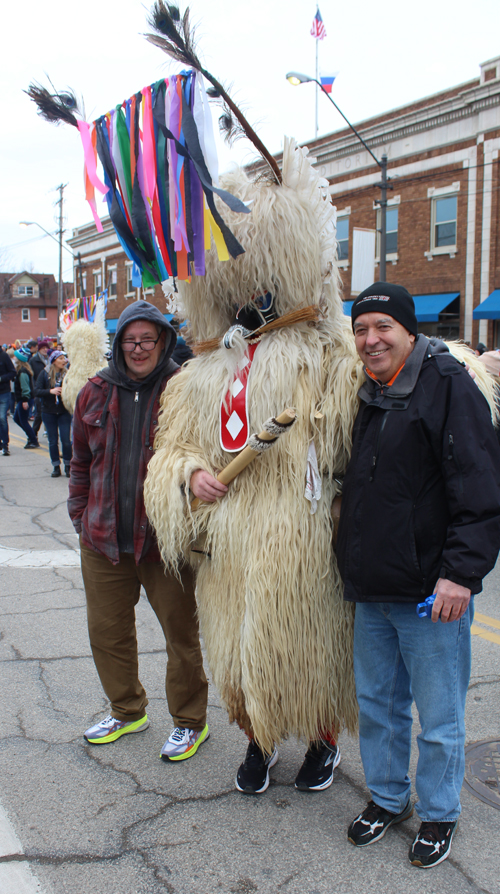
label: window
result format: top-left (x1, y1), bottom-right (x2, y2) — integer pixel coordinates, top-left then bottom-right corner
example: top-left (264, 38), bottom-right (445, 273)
top-left (126, 265), bottom-right (134, 295)
top-left (18, 285), bottom-right (33, 296)
top-left (109, 267), bottom-right (117, 297)
top-left (336, 217), bottom-right (349, 261)
top-left (433, 195), bottom-right (457, 249)
top-left (38, 308), bottom-right (47, 319)
top-left (376, 206), bottom-right (398, 256)
top-left (93, 271), bottom-right (102, 295)
top-left (22, 308), bottom-right (30, 322)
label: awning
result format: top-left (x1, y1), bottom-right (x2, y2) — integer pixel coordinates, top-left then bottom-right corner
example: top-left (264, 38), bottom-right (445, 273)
top-left (412, 292), bottom-right (459, 322)
top-left (473, 290), bottom-right (500, 320)
top-left (343, 294), bottom-right (459, 322)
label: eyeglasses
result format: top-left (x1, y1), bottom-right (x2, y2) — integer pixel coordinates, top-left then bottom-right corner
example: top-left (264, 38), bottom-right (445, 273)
top-left (121, 335), bottom-right (161, 353)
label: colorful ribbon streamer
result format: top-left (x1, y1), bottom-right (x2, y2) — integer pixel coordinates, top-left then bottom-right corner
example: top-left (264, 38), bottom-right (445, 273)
top-left (77, 71), bottom-right (248, 289)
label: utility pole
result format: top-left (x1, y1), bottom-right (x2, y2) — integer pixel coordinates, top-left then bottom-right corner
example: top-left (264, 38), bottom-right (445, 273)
top-left (55, 183), bottom-right (67, 331)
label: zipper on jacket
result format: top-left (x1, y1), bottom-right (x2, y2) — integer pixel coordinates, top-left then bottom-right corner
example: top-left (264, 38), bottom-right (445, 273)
top-left (369, 411), bottom-right (388, 482)
top-left (134, 391), bottom-right (139, 403)
top-left (448, 432), bottom-right (453, 460)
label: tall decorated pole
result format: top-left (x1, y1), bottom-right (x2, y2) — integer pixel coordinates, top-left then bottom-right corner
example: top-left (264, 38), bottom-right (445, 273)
top-left (310, 6), bottom-right (326, 139)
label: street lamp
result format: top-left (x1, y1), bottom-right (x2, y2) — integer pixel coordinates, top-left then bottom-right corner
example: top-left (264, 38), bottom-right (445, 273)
top-left (286, 72), bottom-right (390, 281)
top-left (19, 214), bottom-right (74, 326)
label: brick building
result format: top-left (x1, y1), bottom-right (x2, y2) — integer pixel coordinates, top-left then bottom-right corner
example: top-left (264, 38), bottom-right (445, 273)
top-left (67, 218), bottom-right (168, 339)
top-left (68, 55), bottom-right (500, 347)
top-left (296, 54), bottom-right (500, 347)
top-left (0, 272), bottom-right (72, 345)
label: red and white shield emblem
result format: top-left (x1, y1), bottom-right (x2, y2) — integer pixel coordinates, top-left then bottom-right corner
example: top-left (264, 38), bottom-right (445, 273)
top-left (220, 343), bottom-right (259, 452)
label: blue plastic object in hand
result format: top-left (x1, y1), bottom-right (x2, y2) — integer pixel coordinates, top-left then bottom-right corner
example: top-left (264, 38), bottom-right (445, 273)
top-left (416, 595), bottom-right (435, 618)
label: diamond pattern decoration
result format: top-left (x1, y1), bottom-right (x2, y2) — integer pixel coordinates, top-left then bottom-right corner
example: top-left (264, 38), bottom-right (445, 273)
top-left (232, 378), bottom-right (244, 398)
top-left (226, 411), bottom-right (244, 441)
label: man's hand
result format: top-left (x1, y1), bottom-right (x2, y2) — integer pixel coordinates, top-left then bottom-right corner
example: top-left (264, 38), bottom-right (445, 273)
top-left (190, 469), bottom-right (228, 503)
top-left (22, 401), bottom-right (28, 411)
top-left (431, 577), bottom-right (471, 623)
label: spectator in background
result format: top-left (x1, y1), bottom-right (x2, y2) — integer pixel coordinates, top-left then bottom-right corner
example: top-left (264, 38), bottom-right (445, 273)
top-left (13, 346), bottom-right (39, 449)
top-left (35, 351), bottom-right (72, 478)
top-left (475, 342), bottom-right (487, 356)
top-left (30, 339), bottom-right (52, 439)
top-left (6, 349), bottom-right (16, 415)
top-left (0, 345), bottom-right (16, 456)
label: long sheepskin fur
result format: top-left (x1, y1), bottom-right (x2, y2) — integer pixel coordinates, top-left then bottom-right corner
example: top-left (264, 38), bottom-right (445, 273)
top-left (61, 317), bottom-right (109, 414)
top-left (145, 139), bottom-right (362, 752)
top-left (144, 138), bottom-right (499, 753)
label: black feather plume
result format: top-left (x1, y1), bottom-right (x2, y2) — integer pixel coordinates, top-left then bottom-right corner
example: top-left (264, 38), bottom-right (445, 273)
top-left (25, 83), bottom-right (81, 127)
top-left (145, 2), bottom-right (282, 182)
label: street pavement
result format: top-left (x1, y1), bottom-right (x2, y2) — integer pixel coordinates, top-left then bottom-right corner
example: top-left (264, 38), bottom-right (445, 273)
top-left (0, 424), bottom-right (499, 894)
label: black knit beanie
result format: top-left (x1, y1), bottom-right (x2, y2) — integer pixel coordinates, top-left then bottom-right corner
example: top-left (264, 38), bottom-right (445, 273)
top-left (351, 282), bottom-right (418, 337)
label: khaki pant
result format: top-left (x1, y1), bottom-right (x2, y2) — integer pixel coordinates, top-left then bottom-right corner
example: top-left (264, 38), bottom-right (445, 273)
top-left (80, 543), bottom-right (208, 729)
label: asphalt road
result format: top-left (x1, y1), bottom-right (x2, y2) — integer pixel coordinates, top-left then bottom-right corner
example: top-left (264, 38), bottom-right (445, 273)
top-left (0, 426), bottom-right (499, 894)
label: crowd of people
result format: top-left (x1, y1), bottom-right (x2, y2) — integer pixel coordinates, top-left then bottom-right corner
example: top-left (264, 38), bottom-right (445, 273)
top-left (0, 337), bottom-right (72, 474)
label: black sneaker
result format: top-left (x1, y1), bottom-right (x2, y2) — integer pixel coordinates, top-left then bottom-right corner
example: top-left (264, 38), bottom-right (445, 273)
top-left (2, 447), bottom-right (10, 456)
top-left (235, 739), bottom-right (278, 794)
top-left (51, 466), bottom-right (61, 478)
top-left (348, 799), bottom-right (413, 846)
top-left (409, 820), bottom-right (457, 868)
top-left (295, 740), bottom-right (341, 791)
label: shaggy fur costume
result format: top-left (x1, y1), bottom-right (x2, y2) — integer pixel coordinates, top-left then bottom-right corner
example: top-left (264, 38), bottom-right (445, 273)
top-left (145, 139), bottom-right (499, 753)
top-left (145, 139), bottom-right (363, 752)
top-left (61, 317), bottom-right (109, 414)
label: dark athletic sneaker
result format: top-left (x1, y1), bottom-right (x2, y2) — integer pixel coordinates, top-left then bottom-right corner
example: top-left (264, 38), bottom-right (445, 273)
top-left (295, 741), bottom-right (341, 791)
top-left (409, 820), bottom-right (457, 868)
top-left (348, 799), bottom-right (413, 846)
top-left (235, 739), bottom-right (278, 794)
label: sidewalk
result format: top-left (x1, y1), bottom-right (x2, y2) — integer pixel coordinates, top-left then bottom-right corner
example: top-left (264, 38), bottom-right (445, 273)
top-left (0, 432), bottom-right (499, 894)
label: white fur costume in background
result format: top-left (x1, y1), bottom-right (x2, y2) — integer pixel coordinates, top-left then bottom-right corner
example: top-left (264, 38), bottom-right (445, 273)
top-left (61, 305), bottom-right (109, 414)
top-left (145, 139), bottom-right (363, 752)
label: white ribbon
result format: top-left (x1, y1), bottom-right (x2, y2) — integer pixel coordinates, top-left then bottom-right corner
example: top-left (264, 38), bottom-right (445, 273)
top-left (304, 441), bottom-right (322, 514)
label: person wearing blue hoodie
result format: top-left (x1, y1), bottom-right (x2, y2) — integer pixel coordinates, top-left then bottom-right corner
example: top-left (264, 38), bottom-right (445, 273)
top-left (68, 301), bottom-right (209, 761)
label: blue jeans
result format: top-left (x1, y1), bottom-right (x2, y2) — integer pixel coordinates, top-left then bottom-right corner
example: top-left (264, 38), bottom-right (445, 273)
top-left (42, 412), bottom-right (72, 467)
top-left (13, 402), bottom-right (37, 444)
top-left (0, 392), bottom-right (10, 447)
top-left (354, 600), bottom-right (473, 822)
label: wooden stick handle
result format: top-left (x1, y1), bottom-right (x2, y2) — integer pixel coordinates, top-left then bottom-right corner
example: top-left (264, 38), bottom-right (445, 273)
top-left (190, 409), bottom-right (295, 510)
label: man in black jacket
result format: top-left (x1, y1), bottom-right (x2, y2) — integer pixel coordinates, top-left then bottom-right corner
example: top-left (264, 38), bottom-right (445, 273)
top-left (29, 339), bottom-right (51, 437)
top-left (337, 282), bottom-right (500, 869)
top-left (0, 346), bottom-right (16, 455)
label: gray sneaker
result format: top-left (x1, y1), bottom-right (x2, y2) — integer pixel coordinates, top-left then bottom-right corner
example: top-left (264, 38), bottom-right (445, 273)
top-left (160, 724), bottom-right (209, 761)
top-left (84, 713), bottom-right (149, 744)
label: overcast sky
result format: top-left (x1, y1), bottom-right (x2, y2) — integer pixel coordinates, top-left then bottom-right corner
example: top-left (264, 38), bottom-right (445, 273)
top-left (2, 0), bottom-right (499, 281)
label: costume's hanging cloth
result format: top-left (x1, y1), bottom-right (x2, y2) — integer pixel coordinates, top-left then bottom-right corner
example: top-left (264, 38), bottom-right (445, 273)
top-left (61, 291), bottom-right (108, 329)
top-left (76, 70), bottom-right (248, 289)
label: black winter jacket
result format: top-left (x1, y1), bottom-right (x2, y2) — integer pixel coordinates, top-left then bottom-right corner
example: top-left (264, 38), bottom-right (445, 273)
top-left (0, 350), bottom-right (16, 395)
top-left (35, 369), bottom-right (71, 416)
top-left (337, 335), bottom-right (500, 603)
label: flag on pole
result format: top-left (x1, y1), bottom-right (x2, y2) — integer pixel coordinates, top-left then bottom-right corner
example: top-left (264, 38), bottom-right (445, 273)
top-left (311, 7), bottom-right (327, 40)
top-left (320, 74), bottom-right (337, 94)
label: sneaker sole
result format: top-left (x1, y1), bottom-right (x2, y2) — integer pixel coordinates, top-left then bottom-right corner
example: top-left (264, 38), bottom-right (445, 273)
top-left (235, 748), bottom-right (279, 794)
top-left (162, 724), bottom-right (210, 762)
top-left (295, 746), bottom-right (342, 792)
top-left (348, 802), bottom-right (414, 847)
top-left (410, 824), bottom-right (457, 868)
top-left (84, 716), bottom-right (150, 744)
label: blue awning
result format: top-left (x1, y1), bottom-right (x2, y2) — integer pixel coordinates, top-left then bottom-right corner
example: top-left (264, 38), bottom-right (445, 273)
top-left (412, 293), bottom-right (459, 322)
top-left (343, 295), bottom-right (459, 322)
top-left (473, 290), bottom-right (500, 320)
